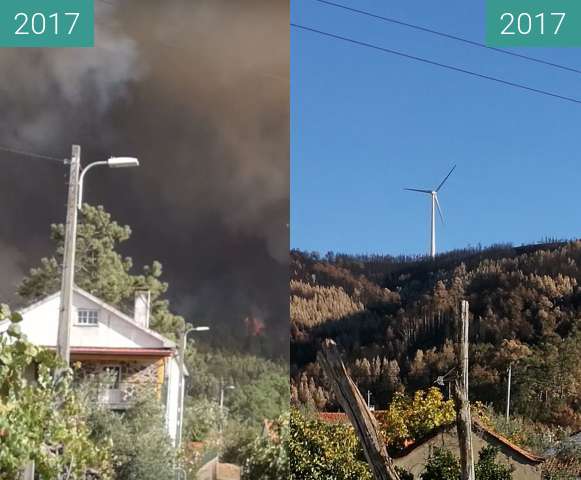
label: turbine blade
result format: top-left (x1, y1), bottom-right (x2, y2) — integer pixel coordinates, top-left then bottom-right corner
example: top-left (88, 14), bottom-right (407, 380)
top-left (435, 195), bottom-right (445, 224)
top-left (436, 165), bottom-right (456, 192)
top-left (404, 188), bottom-right (432, 193)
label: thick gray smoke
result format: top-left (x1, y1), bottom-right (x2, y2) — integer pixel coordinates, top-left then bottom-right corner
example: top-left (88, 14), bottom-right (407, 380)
top-left (0, 0), bottom-right (289, 357)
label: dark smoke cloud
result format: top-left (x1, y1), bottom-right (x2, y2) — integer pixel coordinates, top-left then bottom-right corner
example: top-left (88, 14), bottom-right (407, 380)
top-left (0, 0), bottom-right (289, 358)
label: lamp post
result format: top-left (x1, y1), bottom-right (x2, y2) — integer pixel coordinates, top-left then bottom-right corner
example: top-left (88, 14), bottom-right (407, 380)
top-left (77, 157), bottom-right (140, 209)
top-left (217, 379), bottom-right (235, 465)
top-left (219, 380), bottom-right (236, 425)
top-left (56, 146), bottom-right (139, 365)
top-left (176, 325), bottom-right (210, 450)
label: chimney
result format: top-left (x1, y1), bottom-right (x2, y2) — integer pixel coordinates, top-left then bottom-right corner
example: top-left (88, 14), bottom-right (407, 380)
top-left (134, 290), bottom-right (151, 329)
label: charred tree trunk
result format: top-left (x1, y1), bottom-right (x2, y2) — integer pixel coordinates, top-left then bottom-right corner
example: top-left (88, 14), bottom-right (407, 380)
top-left (318, 339), bottom-right (401, 480)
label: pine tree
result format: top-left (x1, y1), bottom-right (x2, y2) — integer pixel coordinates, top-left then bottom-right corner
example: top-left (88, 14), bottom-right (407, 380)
top-left (18, 204), bottom-right (185, 339)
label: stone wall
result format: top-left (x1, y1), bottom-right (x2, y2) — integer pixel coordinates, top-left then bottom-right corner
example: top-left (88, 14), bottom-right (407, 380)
top-left (75, 357), bottom-right (164, 404)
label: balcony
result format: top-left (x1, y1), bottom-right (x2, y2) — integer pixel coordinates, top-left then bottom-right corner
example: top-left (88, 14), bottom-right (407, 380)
top-left (87, 382), bottom-right (160, 410)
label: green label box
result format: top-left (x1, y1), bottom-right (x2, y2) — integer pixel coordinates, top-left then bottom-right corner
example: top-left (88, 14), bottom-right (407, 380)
top-left (487, 0), bottom-right (581, 46)
top-left (0, 0), bottom-right (94, 48)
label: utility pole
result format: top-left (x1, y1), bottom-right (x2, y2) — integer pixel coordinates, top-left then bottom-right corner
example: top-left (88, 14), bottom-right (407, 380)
top-left (175, 330), bottom-right (188, 450)
top-left (430, 193), bottom-right (436, 258)
top-left (56, 145), bottom-right (81, 365)
top-left (453, 300), bottom-right (475, 480)
top-left (22, 460), bottom-right (35, 480)
top-left (506, 363), bottom-right (512, 423)
top-left (21, 148), bottom-right (77, 480)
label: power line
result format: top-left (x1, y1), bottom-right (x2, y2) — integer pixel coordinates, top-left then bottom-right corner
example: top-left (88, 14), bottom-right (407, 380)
top-left (291, 23), bottom-right (581, 106)
top-left (0, 145), bottom-right (65, 163)
top-left (314, 0), bottom-right (581, 76)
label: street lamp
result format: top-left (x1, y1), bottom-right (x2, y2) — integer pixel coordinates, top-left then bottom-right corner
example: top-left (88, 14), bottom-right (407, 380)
top-left (56, 146), bottom-right (139, 366)
top-left (176, 325), bottom-right (210, 449)
top-left (77, 157), bottom-right (140, 209)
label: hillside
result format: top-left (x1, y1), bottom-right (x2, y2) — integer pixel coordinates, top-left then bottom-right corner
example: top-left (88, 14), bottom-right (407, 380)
top-left (290, 241), bottom-right (581, 430)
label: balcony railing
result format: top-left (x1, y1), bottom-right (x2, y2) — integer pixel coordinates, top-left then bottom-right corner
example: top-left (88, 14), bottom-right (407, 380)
top-left (84, 381), bottom-right (163, 409)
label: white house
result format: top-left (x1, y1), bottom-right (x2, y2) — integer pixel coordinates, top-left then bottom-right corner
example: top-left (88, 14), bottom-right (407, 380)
top-left (0, 287), bottom-right (185, 445)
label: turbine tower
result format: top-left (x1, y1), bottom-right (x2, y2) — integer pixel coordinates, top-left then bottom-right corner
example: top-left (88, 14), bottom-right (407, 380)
top-left (405, 165), bottom-right (456, 258)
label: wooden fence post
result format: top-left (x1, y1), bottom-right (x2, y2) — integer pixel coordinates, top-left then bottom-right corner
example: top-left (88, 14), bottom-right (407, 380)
top-left (318, 339), bottom-right (401, 480)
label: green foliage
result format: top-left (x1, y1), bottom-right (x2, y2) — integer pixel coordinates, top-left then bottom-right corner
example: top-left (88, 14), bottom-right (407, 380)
top-left (242, 412), bottom-right (289, 480)
top-left (396, 467), bottom-right (415, 480)
top-left (475, 446), bottom-right (513, 480)
top-left (219, 419), bottom-right (262, 466)
top-left (420, 448), bottom-right (460, 480)
top-left (183, 397), bottom-right (222, 442)
top-left (87, 395), bottom-right (178, 480)
top-left (421, 446), bottom-right (513, 480)
top-left (229, 371), bottom-right (289, 426)
top-left (289, 408), bottom-right (372, 480)
top-left (18, 204), bottom-right (184, 339)
top-left (184, 345), bottom-right (288, 430)
top-left (0, 306), bottom-right (112, 479)
top-left (473, 402), bottom-right (571, 455)
top-left (379, 387), bottom-right (455, 451)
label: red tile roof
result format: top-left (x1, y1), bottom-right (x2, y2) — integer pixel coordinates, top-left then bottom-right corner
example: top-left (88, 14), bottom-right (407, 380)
top-left (318, 411), bottom-right (389, 425)
top-left (318, 412), bottom-right (350, 424)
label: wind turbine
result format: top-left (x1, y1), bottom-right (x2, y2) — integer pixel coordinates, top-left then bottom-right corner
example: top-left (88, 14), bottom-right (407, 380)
top-left (405, 165), bottom-right (456, 259)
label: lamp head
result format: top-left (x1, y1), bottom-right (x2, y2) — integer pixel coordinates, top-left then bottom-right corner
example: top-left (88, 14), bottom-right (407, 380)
top-left (108, 157), bottom-right (139, 168)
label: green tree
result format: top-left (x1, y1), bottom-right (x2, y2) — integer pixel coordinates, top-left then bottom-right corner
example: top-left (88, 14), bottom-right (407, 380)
top-left (87, 394), bottom-right (178, 480)
top-left (379, 387), bottom-right (455, 451)
top-left (229, 371), bottom-right (289, 426)
top-left (289, 408), bottom-right (372, 480)
top-left (420, 448), bottom-right (460, 480)
top-left (184, 346), bottom-right (289, 430)
top-left (242, 412), bottom-right (289, 480)
top-left (18, 204), bottom-right (184, 339)
top-left (182, 397), bottom-right (222, 442)
top-left (0, 306), bottom-right (112, 479)
top-left (475, 447), bottom-right (513, 480)
top-left (420, 446), bottom-right (513, 480)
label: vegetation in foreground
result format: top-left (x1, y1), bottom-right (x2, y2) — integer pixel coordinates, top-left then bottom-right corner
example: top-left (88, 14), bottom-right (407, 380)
top-left (289, 408), bottom-right (521, 480)
top-left (1, 205), bottom-right (289, 478)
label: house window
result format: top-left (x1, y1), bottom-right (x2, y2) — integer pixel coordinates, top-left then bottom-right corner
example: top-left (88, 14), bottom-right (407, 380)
top-left (77, 309), bottom-right (99, 326)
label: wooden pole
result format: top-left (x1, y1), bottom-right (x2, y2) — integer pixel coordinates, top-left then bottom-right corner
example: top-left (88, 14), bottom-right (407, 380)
top-left (22, 460), bottom-right (34, 480)
top-left (452, 300), bottom-right (475, 480)
top-left (506, 363), bottom-right (512, 423)
top-left (56, 145), bottom-right (81, 365)
top-left (318, 339), bottom-right (401, 480)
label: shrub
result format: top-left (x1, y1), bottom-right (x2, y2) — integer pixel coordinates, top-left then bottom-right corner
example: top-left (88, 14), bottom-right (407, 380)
top-left (242, 412), bottom-right (289, 480)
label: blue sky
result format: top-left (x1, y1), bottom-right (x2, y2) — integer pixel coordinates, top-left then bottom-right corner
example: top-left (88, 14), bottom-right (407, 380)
top-left (291, 0), bottom-right (581, 257)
